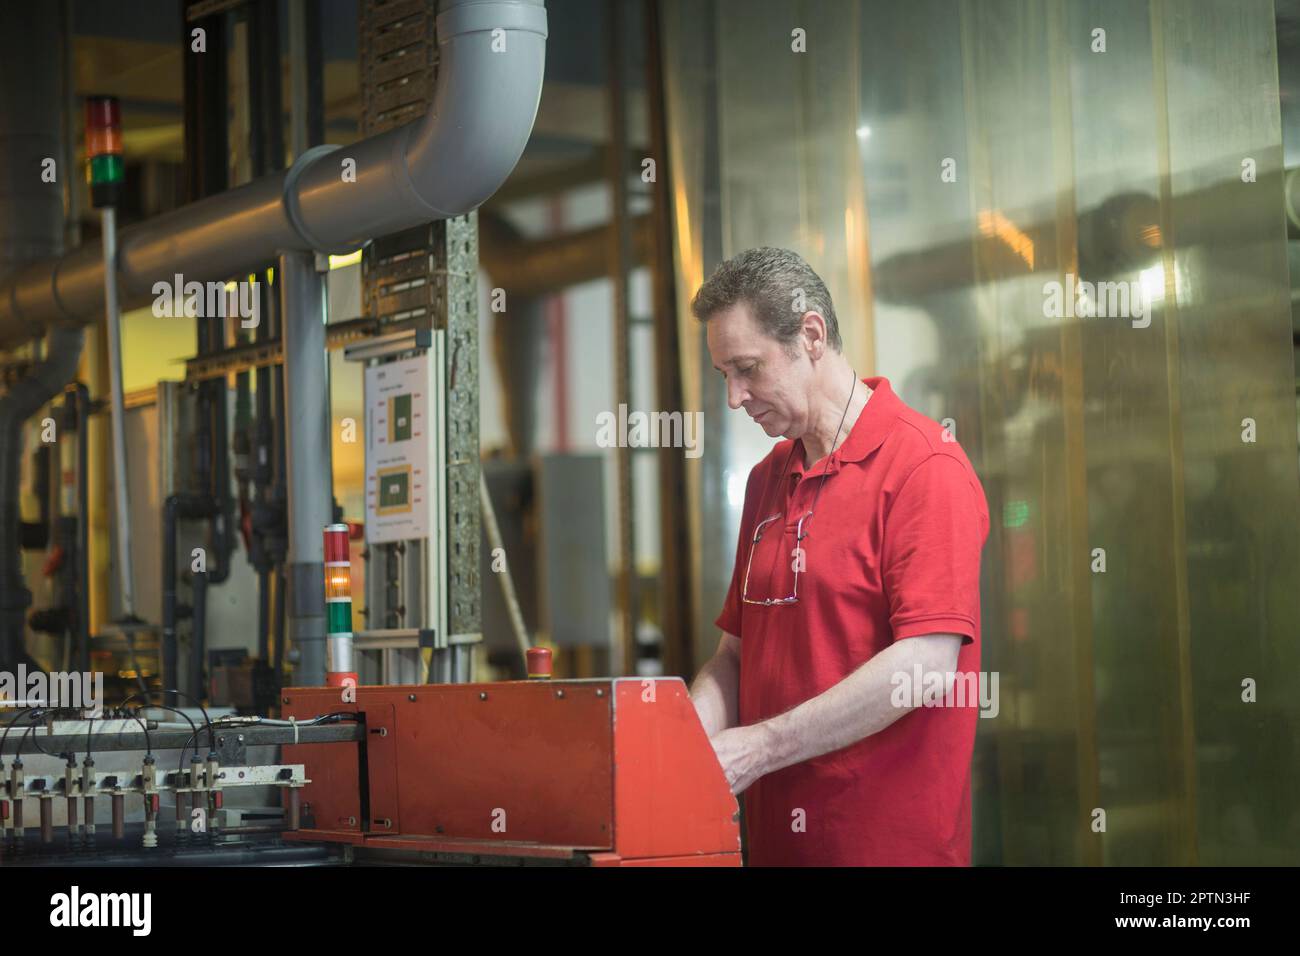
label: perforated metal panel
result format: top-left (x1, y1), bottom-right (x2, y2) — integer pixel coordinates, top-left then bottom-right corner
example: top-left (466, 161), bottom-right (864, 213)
top-left (358, 0), bottom-right (481, 663)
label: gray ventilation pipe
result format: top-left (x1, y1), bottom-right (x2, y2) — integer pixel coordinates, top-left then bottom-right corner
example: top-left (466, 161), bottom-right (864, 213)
top-left (0, 0), bottom-right (549, 349)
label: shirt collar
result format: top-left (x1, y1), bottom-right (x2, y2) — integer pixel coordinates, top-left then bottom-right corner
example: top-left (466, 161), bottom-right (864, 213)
top-left (787, 376), bottom-right (901, 479)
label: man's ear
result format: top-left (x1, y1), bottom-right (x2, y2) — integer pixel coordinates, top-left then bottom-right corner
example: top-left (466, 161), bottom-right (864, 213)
top-left (801, 311), bottom-right (829, 359)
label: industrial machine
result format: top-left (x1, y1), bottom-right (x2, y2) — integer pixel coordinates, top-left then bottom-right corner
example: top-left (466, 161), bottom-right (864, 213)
top-left (0, 0), bottom-right (744, 870)
top-left (0, 675), bottom-right (741, 866)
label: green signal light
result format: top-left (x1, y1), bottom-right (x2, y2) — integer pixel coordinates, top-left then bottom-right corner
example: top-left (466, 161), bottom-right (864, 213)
top-left (89, 153), bottom-right (124, 185)
top-left (326, 600), bottom-right (352, 634)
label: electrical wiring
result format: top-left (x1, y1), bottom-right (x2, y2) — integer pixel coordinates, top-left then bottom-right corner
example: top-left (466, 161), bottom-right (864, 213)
top-left (1, 709), bottom-right (50, 763)
top-left (114, 708), bottom-right (153, 758)
top-left (1, 706), bottom-right (34, 759)
top-left (123, 703), bottom-right (191, 766)
top-left (122, 688), bottom-right (213, 765)
top-left (173, 710), bottom-right (360, 776)
top-left (17, 719), bottom-right (41, 760)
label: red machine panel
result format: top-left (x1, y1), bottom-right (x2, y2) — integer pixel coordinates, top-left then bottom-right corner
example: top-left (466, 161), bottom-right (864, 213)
top-left (280, 677), bottom-right (740, 865)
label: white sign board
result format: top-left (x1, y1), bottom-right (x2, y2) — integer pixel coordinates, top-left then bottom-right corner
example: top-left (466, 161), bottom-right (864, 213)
top-left (364, 354), bottom-right (431, 543)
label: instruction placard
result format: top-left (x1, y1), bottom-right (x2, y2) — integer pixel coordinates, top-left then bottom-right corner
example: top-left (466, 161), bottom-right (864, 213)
top-left (365, 354), bottom-right (430, 543)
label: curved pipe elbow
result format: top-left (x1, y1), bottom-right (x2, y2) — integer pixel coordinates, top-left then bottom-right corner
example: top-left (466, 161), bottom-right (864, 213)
top-left (294, 0), bottom-right (547, 249)
top-left (402, 0), bottom-right (549, 219)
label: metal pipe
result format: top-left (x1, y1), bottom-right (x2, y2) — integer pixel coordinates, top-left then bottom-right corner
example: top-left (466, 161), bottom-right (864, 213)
top-left (257, 568), bottom-right (271, 661)
top-left (162, 493), bottom-right (213, 692)
top-left (480, 472), bottom-right (530, 665)
top-left (279, 251), bottom-right (329, 686)
top-left (73, 384), bottom-right (90, 675)
top-left (161, 497), bottom-right (180, 693)
top-left (100, 206), bottom-right (136, 619)
top-left (52, 385), bottom-right (90, 673)
top-left (273, 565), bottom-right (287, 690)
top-left (479, 211), bottom-right (653, 297)
top-left (288, 0), bottom-right (308, 161)
top-left (0, 0), bottom-right (548, 347)
top-left (606, 0), bottom-right (636, 674)
top-left (190, 569), bottom-right (208, 701)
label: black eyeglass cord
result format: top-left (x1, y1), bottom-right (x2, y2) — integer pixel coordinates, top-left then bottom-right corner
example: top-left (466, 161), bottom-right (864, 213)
top-left (774, 368), bottom-right (858, 540)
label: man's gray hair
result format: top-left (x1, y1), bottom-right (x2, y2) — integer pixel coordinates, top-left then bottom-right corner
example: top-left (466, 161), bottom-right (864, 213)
top-left (690, 247), bottom-right (842, 352)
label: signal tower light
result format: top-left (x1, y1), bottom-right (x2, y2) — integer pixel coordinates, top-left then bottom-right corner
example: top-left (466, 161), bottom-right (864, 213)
top-left (323, 524), bottom-right (357, 688)
top-left (84, 96), bottom-right (123, 209)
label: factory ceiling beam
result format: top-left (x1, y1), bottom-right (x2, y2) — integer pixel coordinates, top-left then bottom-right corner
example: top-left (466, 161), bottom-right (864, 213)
top-left (479, 211), bottom-right (653, 298)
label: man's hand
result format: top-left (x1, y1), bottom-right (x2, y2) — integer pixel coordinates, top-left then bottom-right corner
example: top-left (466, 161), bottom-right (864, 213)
top-left (709, 724), bottom-right (773, 795)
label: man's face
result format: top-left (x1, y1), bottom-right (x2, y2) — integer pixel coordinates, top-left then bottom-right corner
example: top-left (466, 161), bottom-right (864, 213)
top-left (706, 302), bottom-right (813, 440)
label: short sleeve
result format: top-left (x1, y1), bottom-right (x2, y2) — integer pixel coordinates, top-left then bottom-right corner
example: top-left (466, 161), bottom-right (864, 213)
top-left (881, 454), bottom-right (989, 644)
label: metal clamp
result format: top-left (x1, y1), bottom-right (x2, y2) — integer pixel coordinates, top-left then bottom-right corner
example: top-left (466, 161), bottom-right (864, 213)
top-left (282, 144), bottom-right (364, 256)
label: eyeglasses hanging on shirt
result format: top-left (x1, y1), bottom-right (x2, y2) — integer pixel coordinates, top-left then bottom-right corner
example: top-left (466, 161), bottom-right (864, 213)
top-left (741, 371), bottom-right (857, 607)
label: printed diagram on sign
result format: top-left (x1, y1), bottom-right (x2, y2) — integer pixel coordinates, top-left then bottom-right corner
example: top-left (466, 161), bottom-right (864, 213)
top-left (388, 392), bottom-right (413, 443)
top-left (364, 354), bottom-right (430, 543)
top-left (376, 465), bottom-right (413, 515)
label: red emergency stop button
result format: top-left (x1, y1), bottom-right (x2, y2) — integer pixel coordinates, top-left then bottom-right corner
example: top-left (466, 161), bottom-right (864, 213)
top-left (526, 646), bottom-right (552, 679)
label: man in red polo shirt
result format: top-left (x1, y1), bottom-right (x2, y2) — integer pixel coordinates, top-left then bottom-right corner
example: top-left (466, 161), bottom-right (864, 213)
top-left (688, 247), bottom-right (989, 866)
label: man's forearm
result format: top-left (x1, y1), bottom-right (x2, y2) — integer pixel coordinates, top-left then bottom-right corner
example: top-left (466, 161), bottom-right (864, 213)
top-left (756, 636), bottom-right (958, 776)
top-left (690, 647), bottom-right (739, 737)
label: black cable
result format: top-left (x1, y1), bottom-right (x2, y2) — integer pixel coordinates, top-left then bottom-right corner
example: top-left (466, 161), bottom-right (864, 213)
top-left (173, 710), bottom-right (361, 776)
top-left (1, 707), bottom-right (32, 760)
top-left (5, 712), bottom-right (44, 764)
top-left (123, 688), bottom-right (213, 763)
top-left (161, 689), bottom-right (214, 753)
top-left (16, 719), bottom-right (41, 760)
top-left (30, 727), bottom-right (61, 759)
top-left (124, 703), bottom-right (191, 758)
top-left (113, 708), bottom-right (152, 758)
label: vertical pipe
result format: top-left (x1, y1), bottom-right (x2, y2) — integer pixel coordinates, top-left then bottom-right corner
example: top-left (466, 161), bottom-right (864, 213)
top-left (279, 250), bottom-right (330, 686)
top-left (257, 568), bottom-right (271, 660)
top-left (480, 472), bottom-right (530, 665)
top-left (644, 0), bottom-right (695, 677)
top-left (162, 497), bottom-right (179, 692)
top-left (606, 0), bottom-right (636, 676)
top-left (304, 0), bottom-right (324, 149)
top-left (61, 0), bottom-right (80, 251)
top-left (101, 207), bottom-right (136, 620)
top-left (547, 200), bottom-right (569, 451)
top-left (288, 0), bottom-right (308, 161)
top-left (190, 570), bottom-right (208, 700)
top-left (75, 385), bottom-right (90, 674)
top-left (274, 566), bottom-right (287, 686)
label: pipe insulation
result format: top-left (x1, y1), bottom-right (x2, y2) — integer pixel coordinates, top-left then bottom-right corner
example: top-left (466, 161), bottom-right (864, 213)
top-left (0, 0), bottom-right (548, 349)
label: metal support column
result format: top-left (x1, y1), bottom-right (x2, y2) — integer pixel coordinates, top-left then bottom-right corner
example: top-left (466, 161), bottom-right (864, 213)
top-left (279, 250), bottom-right (331, 686)
top-left (606, 0), bottom-right (636, 676)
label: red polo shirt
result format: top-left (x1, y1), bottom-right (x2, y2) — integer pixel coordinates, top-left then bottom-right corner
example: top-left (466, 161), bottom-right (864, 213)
top-left (716, 376), bottom-right (989, 866)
